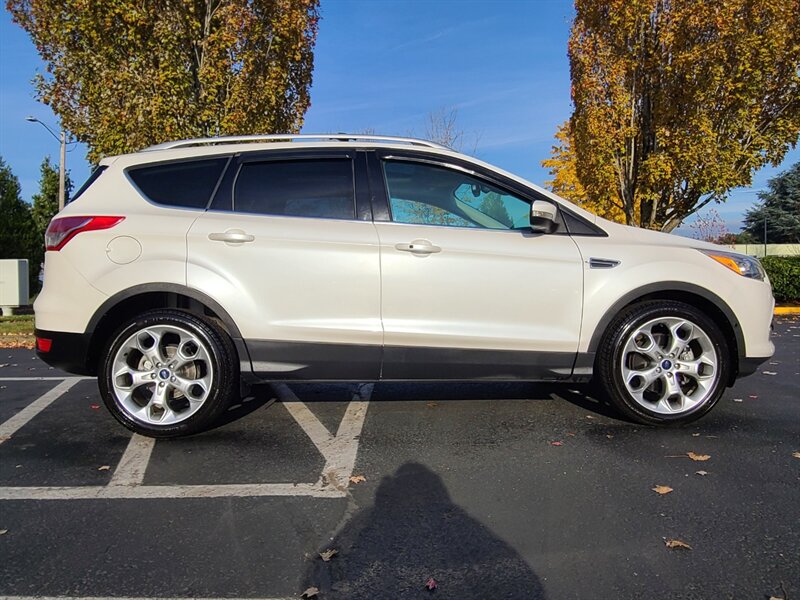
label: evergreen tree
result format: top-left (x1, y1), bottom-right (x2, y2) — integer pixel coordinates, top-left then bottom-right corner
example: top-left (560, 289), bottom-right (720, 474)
top-left (742, 163), bottom-right (800, 243)
top-left (31, 156), bottom-right (72, 233)
top-left (0, 157), bottom-right (39, 297)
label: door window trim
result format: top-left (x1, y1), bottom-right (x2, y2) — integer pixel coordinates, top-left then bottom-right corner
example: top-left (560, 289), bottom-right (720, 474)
top-left (369, 149), bottom-right (606, 236)
top-left (208, 149), bottom-right (373, 222)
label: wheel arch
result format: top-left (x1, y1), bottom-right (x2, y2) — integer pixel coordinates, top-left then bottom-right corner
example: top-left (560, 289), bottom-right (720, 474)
top-left (85, 283), bottom-right (248, 376)
top-left (587, 282), bottom-right (744, 384)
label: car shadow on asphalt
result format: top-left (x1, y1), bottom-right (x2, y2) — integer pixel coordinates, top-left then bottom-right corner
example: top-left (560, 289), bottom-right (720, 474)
top-left (304, 462), bottom-right (547, 599)
top-left (372, 381), bottom-right (622, 421)
top-left (211, 383), bottom-right (278, 429)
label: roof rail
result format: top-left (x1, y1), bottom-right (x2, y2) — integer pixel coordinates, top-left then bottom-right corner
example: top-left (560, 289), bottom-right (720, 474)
top-left (143, 134), bottom-right (449, 152)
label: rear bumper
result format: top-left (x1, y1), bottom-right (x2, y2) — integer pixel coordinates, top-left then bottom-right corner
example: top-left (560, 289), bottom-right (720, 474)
top-left (34, 328), bottom-right (94, 376)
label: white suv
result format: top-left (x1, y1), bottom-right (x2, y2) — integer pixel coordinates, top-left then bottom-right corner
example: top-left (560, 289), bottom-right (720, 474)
top-left (34, 135), bottom-right (774, 437)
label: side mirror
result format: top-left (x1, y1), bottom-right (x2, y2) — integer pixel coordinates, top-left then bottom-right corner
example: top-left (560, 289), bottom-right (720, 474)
top-left (530, 200), bottom-right (557, 233)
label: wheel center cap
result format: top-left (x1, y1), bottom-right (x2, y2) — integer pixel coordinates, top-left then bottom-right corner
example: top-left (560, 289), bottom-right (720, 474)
top-left (661, 359), bottom-right (673, 370)
top-left (158, 368), bottom-right (171, 380)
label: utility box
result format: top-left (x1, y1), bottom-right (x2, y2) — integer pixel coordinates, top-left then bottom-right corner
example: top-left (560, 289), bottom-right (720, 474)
top-left (0, 259), bottom-right (29, 316)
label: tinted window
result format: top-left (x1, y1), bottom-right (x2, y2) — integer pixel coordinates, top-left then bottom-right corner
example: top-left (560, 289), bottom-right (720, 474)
top-left (129, 158), bottom-right (228, 209)
top-left (70, 166), bottom-right (107, 203)
top-left (383, 161), bottom-right (530, 229)
top-left (234, 159), bottom-right (355, 220)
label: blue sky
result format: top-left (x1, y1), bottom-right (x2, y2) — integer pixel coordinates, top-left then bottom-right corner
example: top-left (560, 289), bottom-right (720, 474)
top-left (1, 0), bottom-right (797, 234)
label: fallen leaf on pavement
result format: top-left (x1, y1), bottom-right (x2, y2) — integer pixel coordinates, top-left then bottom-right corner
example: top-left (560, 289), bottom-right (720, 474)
top-left (691, 433), bottom-right (701, 437)
top-left (665, 539), bottom-right (692, 550)
top-left (606, 434), bottom-right (614, 439)
top-left (90, 404), bottom-right (100, 410)
top-left (349, 475), bottom-right (366, 484)
top-left (566, 432), bottom-right (576, 437)
top-left (425, 578), bottom-right (437, 591)
top-left (652, 485), bottom-right (673, 495)
top-left (97, 465), bottom-right (110, 471)
top-left (695, 470), bottom-right (708, 476)
top-left (733, 398), bottom-right (743, 402)
top-left (762, 371), bottom-right (777, 375)
top-left (301, 587), bottom-right (319, 598)
top-left (687, 452), bottom-right (710, 462)
top-left (426, 402), bottom-right (437, 408)
top-left (0, 529), bottom-right (7, 535)
top-left (550, 441), bottom-right (563, 446)
top-left (749, 395), bottom-right (758, 399)
top-left (792, 452), bottom-right (800, 459)
top-left (319, 549), bottom-right (338, 562)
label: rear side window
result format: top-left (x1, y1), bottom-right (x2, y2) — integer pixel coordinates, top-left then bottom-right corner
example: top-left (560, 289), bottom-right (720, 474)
top-left (233, 159), bottom-right (355, 220)
top-left (128, 157), bottom-right (228, 209)
top-left (70, 166), bottom-right (107, 204)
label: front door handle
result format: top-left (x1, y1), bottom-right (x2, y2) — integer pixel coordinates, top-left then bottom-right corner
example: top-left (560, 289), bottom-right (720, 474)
top-left (395, 239), bottom-right (441, 255)
top-left (208, 229), bottom-right (255, 244)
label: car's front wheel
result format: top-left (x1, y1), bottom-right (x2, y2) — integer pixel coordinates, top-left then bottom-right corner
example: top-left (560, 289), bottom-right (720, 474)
top-left (99, 309), bottom-right (238, 438)
top-left (596, 300), bottom-right (730, 425)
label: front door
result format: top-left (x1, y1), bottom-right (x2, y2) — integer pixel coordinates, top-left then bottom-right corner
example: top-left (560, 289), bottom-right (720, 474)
top-left (372, 156), bottom-right (584, 380)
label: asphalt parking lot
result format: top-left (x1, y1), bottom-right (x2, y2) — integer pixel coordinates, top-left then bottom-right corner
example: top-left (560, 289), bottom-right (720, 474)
top-left (0, 317), bottom-right (798, 600)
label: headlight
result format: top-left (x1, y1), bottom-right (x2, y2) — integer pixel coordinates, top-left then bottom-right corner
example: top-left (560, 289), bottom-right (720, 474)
top-left (698, 249), bottom-right (765, 281)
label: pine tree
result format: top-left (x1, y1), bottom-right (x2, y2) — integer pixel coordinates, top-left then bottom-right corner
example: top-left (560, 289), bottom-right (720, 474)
top-left (0, 157), bottom-right (39, 297)
top-left (742, 162), bottom-right (800, 243)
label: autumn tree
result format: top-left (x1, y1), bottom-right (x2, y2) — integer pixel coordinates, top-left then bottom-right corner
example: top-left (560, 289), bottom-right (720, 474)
top-left (742, 162), bottom-right (800, 243)
top-left (8, 0), bottom-right (320, 163)
top-left (541, 120), bottom-right (623, 221)
top-left (544, 0), bottom-right (800, 232)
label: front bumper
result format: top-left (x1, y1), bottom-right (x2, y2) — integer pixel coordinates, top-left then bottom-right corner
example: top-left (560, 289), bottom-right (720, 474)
top-left (34, 328), bottom-right (94, 376)
top-left (737, 355), bottom-right (771, 378)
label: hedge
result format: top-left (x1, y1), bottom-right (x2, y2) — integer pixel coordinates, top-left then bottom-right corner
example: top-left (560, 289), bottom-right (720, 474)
top-left (761, 256), bottom-right (800, 303)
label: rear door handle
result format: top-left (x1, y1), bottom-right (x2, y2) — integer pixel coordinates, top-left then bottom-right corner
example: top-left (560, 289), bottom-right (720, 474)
top-left (395, 239), bottom-right (441, 255)
top-left (208, 230), bottom-right (255, 244)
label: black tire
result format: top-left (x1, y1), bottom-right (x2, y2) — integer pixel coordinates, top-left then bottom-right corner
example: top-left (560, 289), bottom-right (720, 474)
top-left (595, 300), bottom-right (730, 425)
top-left (99, 309), bottom-right (239, 438)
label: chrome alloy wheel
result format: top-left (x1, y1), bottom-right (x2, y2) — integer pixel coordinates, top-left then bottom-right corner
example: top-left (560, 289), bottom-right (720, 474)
top-left (620, 316), bottom-right (718, 415)
top-left (110, 324), bottom-right (214, 426)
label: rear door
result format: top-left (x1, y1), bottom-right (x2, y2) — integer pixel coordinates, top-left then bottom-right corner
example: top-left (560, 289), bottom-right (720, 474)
top-left (187, 150), bottom-right (382, 380)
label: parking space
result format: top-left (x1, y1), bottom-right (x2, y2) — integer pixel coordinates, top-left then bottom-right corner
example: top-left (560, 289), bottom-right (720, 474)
top-left (0, 318), bottom-right (798, 599)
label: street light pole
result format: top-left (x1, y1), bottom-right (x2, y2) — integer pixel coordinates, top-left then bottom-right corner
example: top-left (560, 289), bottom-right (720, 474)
top-left (58, 130), bottom-right (66, 211)
top-left (25, 116), bottom-right (67, 210)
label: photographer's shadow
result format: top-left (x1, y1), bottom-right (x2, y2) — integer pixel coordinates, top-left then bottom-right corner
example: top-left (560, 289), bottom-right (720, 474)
top-left (305, 462), bottom-right (546, 599)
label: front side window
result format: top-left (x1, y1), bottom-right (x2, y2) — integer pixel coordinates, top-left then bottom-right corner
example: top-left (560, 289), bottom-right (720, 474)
top-left (234, 159), bottom-right (355, 220)
top-left (382, 161), bottom-right (530, 229)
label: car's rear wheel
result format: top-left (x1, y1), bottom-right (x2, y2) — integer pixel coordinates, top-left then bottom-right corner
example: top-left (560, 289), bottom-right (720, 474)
top-left (596, 300), bottom-right (730, 425)
top-left (99, 309), bottom-right (238, 438)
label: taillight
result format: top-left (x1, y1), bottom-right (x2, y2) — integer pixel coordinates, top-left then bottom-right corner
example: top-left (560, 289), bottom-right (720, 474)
top-left (45, 216), bottom-right (124, 251)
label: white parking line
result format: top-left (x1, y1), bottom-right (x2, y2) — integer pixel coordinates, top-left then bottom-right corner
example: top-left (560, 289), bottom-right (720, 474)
top-left (109, 434), bottom-right (156, 486)
top-left (0, 377), bottom-right (84, 444)
top-left (0, 482), bottom-right (345, 500)
top-left (1, 596), bottom-right (294, 600)
top-left (0, 382), bottom-right (371, 500)
top-left (276, 383), bottom-right (372, 490)
top-left (0, 376), bottom-right (94, 381)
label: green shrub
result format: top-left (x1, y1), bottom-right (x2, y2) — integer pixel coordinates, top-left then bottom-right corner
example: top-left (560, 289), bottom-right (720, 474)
top-left (761, 256), bottom-right (800, 303)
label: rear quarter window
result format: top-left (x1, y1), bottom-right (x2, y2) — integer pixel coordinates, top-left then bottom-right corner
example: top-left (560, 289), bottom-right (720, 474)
top-left (128, 157), bottom-right (229, 209)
